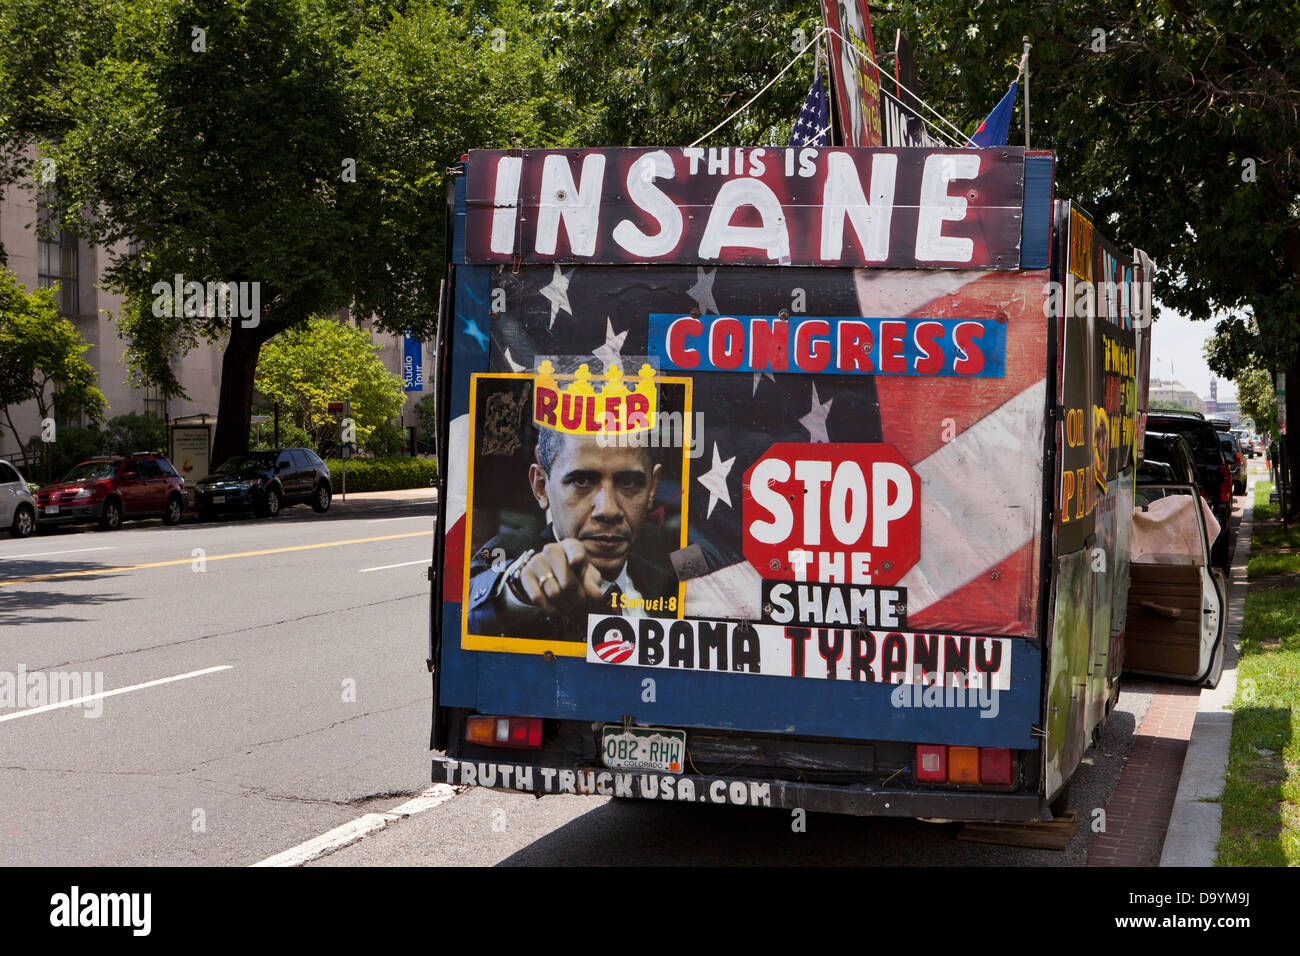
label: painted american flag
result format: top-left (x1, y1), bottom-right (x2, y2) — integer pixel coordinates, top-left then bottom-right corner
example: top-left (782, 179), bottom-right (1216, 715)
top-left (441, 263), bottom-right (1050, 639)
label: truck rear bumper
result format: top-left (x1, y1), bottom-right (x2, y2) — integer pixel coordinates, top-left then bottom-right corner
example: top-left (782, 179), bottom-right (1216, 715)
top-left (433, 756), bottom-right (1044, 822)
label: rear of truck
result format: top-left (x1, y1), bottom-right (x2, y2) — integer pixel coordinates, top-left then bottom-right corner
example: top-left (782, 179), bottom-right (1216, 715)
top-left (429, 145), bottom-right (1136, 821)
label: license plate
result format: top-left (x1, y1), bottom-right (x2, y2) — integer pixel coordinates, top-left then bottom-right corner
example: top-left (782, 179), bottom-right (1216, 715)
top-left (601, 726), bottom-right (686, 773)
top-left (211, 496), bottom-right (225, 504)
top-left (44, 504), bottom-right (58, 515)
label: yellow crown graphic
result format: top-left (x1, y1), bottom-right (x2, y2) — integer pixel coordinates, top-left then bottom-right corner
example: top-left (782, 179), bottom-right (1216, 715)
top-left (533, 361), bottom-right (658, 436)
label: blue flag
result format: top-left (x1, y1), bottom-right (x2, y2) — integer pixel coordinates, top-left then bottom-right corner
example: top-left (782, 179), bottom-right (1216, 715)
top-left (403, 331), bottom-right (423, 391)
top-left (967, 81), bottom-right (1018, 148)
top-left (789, 73), bottom-right (829, 148)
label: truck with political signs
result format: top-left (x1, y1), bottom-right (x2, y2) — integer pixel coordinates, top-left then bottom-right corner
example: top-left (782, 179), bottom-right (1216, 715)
top-left (427, 143), bottom-right (1154, 822)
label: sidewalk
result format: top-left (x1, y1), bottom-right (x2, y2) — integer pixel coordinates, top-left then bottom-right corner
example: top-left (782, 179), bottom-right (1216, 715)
top-left (1087, 474), bottom-right (1253, 867)
top-left (328, 486), bottom-right (439, 511)
top-left (1157, 478), bottom-right (1252, 866)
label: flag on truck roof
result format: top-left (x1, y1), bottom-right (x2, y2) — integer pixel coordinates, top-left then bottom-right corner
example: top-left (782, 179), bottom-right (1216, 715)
top-left (966, 81), bottom-right (1018, 148)
top-left (789, 73), bottom-right (830, 148)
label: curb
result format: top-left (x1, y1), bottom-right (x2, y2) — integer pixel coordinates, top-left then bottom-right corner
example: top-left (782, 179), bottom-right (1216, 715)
top-left (1158, 473), bottom-right (1255, 866)
top-left (330, 495), bottom-right (438, 511)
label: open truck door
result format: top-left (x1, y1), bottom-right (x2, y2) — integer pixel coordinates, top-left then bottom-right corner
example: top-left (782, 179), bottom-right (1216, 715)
top-left (1124, 483), bottom-right (1227, 688)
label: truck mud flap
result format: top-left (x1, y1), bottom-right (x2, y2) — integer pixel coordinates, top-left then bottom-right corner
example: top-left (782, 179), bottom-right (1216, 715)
top-left (434, 757), bottom-right (1042, 821)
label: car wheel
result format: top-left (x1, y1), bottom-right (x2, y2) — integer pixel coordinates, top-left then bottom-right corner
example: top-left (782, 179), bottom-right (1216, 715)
top-left (162, 494), bottom-right (184, 525)
top-left (10, 504), bottom-right (35, 538)
top-left (312, 482), bottom-right (331, 513)
top-left (261, 487), bottom-right (281, 518)
top-left (99, 498), bottom-right (122, 531)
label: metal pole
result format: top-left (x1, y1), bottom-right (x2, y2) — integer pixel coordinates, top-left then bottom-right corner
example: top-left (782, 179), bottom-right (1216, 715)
top-left (1023, 37), bottom-right (1031, 149)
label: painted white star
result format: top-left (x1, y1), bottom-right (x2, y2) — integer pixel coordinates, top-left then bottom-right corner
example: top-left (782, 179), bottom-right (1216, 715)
top-left (698, 442), bottom-right (735, 519)
top-left (752, 371), bottom-right (776, 396)
top-left (592, 317), bottom-right (628, 371)
top-left (502, 347), bottom-right (526, 372)
top-left (799, 382), bottom-right (833, 442)
top-left (686, 266), bottom-right (719, 315)
top-left (540, 264), bottom-right (573, 329)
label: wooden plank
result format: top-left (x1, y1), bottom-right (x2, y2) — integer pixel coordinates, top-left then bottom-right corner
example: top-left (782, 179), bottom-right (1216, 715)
top-left (956, 810), bottom-right (1077, 850)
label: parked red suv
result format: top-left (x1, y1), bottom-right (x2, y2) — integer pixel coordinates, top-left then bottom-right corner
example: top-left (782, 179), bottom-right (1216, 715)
top-left (35, 454), bottom-right (186, 530)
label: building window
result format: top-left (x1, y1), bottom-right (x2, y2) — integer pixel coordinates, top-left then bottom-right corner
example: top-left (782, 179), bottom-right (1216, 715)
top-left (143, 386), bottom-right (168, 422)
top-left (37, 201), bottom-right (79, 317)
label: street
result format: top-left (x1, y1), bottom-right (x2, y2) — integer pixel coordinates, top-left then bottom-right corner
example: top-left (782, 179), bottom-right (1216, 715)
top-left (0, 504), bottom-right (434, 866)
top-left (0, 492), bottom-right (1248, 866)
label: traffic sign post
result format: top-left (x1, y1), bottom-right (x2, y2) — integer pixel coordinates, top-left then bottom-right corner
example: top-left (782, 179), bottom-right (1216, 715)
top-left (329, 401), bottom-right (352, 501)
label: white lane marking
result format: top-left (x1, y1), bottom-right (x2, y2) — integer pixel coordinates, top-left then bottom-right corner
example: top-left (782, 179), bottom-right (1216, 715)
top-left (359, 559), bottom-right (431, 573)
top-left (0, 665), bottom-right (233, 724)
top-left (252, 784), bottom-right (461, 867)
top-left (365, 516), bottom-right (431, 523)
top-left (0, 546), bottom-right (115, 560)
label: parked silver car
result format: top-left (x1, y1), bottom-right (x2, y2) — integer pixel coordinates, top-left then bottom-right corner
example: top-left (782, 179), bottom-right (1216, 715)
top-left (0, 459), bottom-right (37, 538)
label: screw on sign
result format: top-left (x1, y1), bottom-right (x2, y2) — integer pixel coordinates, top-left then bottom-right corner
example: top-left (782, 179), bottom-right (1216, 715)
top-left (742, 443), bottom-right (920, 586)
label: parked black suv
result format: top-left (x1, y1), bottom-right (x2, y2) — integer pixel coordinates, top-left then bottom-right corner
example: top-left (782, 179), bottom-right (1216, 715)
top-left (1145, 412), bottom-right (1234, 568)
top-left (194, 448), bottom-right (332, 519)
top-left (1140, 431), bottom-right (1199, 485)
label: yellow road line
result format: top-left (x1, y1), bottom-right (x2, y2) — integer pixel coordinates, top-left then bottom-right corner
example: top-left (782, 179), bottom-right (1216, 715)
top-left (0, 530), bottom-right (433, 587)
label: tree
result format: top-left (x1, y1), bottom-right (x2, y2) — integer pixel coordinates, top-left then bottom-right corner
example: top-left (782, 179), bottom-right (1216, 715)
top-left (343, 0), bottom-right (580, 341)
top-left (31, 0), bottom-right (359, 468)
top-left (254, 316), bottom-right (406, 449)
top-left (540, 0), bottom-right (821, 148)
top-left (0, 266), bottom-right (107, 477)
top-left (1234, 367), bottom-right (1278, 437)
top-left (1150, 400), bottom-right (1194, 413)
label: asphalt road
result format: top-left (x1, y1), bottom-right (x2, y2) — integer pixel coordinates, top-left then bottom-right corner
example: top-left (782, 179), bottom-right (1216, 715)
top-left (0, 503), bottom-right (436, 866)
top-left (0, 486), bottom-right (1249, 866)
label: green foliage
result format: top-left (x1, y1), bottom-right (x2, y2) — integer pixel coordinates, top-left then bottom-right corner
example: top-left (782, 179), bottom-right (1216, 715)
top-left (327, 455), bottom-right (437, 492)
top-left (19, 411), bottom-right (162, 479)
top-left (541, 0), bottom-right (821, 148)
top-left (24, 423), bottom-right (102, 480)
top-left (413, 393), bottom-right (437, 445)
top-left (254, 316), bottom-right (406, 448)
top-left (364, 419), bottom-right (408, 457)
top-left (0, 266), bottom-right (107, 474)
top-left (249, 417), bottom-right (313, 451)
top-left (1235, 367), bottom-right (1278, 437)
top-left (1150, 399), bottom-right (1194, 412)
top-left (98, 411), bottom-right (166, 456)
top-left (344, 0), bottom-right (580, 340)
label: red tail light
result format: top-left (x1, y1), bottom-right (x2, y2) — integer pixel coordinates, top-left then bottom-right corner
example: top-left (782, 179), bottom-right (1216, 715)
top-left (979, 748), bottom-right (1014, 785)
top-left (1219, 465), bottom-right (1232, 504)
top-left (915, 745), bottom-right (947, 781)
top-left (465, 715), bottom-right (543, 749)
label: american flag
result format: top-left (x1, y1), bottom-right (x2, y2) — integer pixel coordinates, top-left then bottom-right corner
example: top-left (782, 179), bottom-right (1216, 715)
top-left (788, 73), bottom-right (829, 147)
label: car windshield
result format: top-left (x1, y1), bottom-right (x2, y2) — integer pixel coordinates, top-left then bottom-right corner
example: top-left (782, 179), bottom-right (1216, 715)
top-left (212, 454), bottom-right (275, 476)
top-left (61, 461), bottom-right (117, 483)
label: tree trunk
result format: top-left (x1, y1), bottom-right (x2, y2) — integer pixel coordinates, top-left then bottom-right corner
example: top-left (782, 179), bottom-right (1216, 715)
top-left (1287, 350), bottom-right (1300, 522)
top-left (211, 324), bottom-right (269, 468)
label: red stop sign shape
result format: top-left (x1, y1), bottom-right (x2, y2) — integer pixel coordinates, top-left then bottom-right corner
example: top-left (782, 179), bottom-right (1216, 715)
top-left (742, 443), bottom-right (920, 586)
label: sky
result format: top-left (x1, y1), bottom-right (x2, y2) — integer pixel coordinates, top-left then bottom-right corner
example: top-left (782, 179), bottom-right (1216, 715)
top-left (1148, 308), bottom-right (1236, 403)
